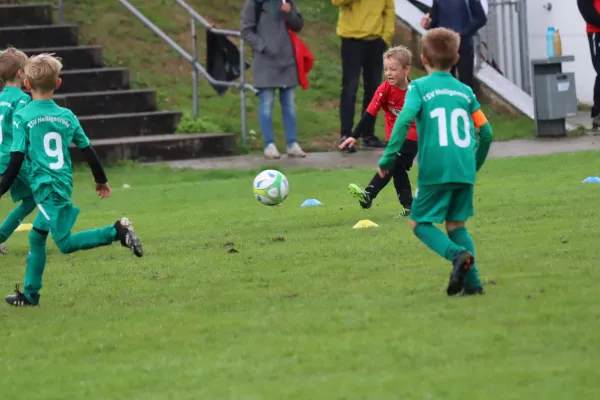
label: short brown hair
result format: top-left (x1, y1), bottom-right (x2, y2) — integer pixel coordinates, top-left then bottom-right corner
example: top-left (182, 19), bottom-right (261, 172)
top-left (24, 53), bottom-right (63, 92)
top-left (0, 47), bottom-right (28, 83)
top-left (383, 45), bottom-right (412, 68)
top-left (421, 28), bottom-right (460, 70)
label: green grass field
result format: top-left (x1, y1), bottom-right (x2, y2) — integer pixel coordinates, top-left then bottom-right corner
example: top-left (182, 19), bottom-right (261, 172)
top-left (0, 152), bottom-right (599, 399)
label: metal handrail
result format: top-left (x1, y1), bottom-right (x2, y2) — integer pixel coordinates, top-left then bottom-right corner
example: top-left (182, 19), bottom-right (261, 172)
top-left (117, 0), bottom-right (256, 144)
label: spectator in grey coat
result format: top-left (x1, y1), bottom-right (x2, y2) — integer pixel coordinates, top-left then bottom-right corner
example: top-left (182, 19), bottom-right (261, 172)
top-left (241, 0), bottom-right (306, 159)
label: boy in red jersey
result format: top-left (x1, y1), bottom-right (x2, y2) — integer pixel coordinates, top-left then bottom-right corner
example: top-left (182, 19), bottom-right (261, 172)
top-left (339, 46), bottom-right (418, 216)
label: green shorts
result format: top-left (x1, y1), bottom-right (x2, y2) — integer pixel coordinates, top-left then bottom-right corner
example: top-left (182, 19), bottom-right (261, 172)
top-left (32, 193), bottom-right (80, 242)
top-left (9, 169), bottom-right (33, 203)
top-left (410, 184), bottom-right (474, 224)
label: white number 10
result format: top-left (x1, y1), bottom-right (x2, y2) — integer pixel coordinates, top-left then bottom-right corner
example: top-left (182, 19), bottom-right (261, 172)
top-left (430, 107), bottom-right (471, 148)
top-left (43, 132), bottom-right (64, 170)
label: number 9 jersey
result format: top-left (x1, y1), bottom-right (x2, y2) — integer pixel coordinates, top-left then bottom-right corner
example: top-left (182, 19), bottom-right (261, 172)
top-left (11, 99), bottom-right (90, 204)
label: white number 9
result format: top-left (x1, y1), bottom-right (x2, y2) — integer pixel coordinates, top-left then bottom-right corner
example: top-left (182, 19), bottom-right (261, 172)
top-left (43, 132), bottom-right (64, 170)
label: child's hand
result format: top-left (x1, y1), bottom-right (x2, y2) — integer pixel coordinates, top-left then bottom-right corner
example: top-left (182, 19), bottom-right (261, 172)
top-left (377, 167), bottom-right (388, 178)
top-left (96, 183), bottom-right (112, 199)
top-left (338, 137), bottom-right (356, 149)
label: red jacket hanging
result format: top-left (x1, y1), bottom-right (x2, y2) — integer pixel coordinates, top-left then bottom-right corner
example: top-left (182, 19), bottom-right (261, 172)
top-left (287, 27), bottom-right (313, 90)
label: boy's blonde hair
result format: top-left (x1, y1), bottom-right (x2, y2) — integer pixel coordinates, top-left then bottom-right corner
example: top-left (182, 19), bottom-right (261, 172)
top-left (383, 45), bottom-right (412, 68)
top-left (0, 47), bottom-right (29, 83)
top-left (421, 28), bottom-right (460, 70)
top-left (24, 53), bottom-right (63, 92)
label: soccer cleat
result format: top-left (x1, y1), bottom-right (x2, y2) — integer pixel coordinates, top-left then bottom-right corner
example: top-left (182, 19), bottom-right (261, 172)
top-left (447, 251), bottom-right (475, 296)
top-left (348, 183), bottom-right (372, 209)
top-left (462, 286), bottom-right (485, 296)
top-left (5, 285), bottom-right (39, 306)
top-left (362, 136), bottom-right (386, 149)
top-left (0, 243), bottom-right (7, 254)
top-left (114, 217), bottom-right (143, 257)
top-left (398, 208), bottom-right (410, 217)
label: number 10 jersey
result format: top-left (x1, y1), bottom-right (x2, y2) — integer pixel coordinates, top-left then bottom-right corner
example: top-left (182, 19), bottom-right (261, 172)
top-left (404, 71), bottom-right (481, 187)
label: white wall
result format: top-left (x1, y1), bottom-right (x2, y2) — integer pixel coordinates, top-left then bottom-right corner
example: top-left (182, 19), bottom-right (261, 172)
top-left (526, 0), bottom-right (595, 104)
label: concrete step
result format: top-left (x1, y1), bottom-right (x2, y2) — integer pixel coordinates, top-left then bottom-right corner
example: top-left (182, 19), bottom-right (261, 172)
top-left (54, 90), bottom-right (157, 116)
top-left (78, 111), bottom-right (182, 139)
top-left (0, 24), bottom-right (78, 48)
top-left (22, 46), bottom-right (103, 70)
top-left (69, 133), bottom-right (237, 163)
top-left (58, 68), bottom-right (130, 93)
top-left (0, 4), bottom-right (53, 26)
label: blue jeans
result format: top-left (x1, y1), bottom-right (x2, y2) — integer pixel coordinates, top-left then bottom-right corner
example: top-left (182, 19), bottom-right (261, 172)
top-left (258, 87), bottom-right (297, 148)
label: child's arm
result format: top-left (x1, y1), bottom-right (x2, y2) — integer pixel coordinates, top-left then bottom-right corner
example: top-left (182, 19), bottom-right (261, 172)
top-left (350, 111), bottom-right (376, 139)
top-left (0, 115), bottom-right (26, 196)
top-left (472, 109), bottom-right (493, 171)
top-left (378, 83), bottom-right (422, 171)
top-left (72, 117), bottom-right (109, 188)
top-left (339, 84), bottom-right (387, 149)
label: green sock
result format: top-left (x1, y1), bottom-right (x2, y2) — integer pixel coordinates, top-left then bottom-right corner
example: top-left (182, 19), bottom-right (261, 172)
top-left (0, 196), bottom-right (36, 242)
top-left (23, 229), bottom-right (48, 304)
top-left (448, 226), bottom-right (482, 290)
top-left (54, 225), bottom-right (117, 254)
top-left (414, 223), bottom-right (465, 261)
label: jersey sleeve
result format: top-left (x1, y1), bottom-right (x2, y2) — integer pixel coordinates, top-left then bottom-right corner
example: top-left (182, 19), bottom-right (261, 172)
top-left (14, 94), bottom-right (31, 113)
top-left (10, 113), bottom-right (28, 154)
top-left (469, 87), bottom-right (482, 114)
top-left (71, 113), bottom-right (91, 149)
top-left (366, 83), bottom-right (389, 116)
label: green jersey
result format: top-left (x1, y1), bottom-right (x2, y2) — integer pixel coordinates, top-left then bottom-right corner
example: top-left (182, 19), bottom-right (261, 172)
top-left (0, 86), bottom-right (30, 171)
top-left (380, 71), bottom-right (483, 186)
top-left (12, 99), bottom-right (90, 203)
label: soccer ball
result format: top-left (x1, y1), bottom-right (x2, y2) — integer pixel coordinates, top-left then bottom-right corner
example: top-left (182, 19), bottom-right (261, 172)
top-left (253, 169), bottom-right (289, 206)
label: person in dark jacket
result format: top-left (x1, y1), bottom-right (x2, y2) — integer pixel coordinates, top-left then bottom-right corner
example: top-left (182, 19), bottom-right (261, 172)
top-left (241, 0), bottom-right (306, 159)
top-left (577, 0), bottom-right (600, 129)
top-left (420, 0), bottom-right (487, 88)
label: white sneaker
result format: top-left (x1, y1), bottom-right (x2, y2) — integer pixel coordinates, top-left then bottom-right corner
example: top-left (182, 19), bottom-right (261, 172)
top-left (287, 142), bottom-right (306, 158)
top-left (264, 143), bottom-right (281, 159)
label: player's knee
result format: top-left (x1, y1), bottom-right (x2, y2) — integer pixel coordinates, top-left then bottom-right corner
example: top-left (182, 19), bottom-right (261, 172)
top-left (55, 238), bottom-right (74, 254)
top-left (20, 196), bottom-right (37, 214)
top-left (446, 221), bottom-right (465, 232)
top-left (29, 228), bottom-right (48, 245)
top-left (409, 219), bottom-right (418, 231)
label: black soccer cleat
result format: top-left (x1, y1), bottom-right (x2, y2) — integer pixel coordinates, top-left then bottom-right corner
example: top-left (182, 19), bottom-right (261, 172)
top-left (362, 136), bottom-right (386, 149)
top-left (114, 217), bottom-right (143, 257)
top-left (447, 251), bottom-right (475, 296)
top-left (5, 285), bottom-right (39, 306)
top-left (398, 208), bottom-right (410, 217)
top-left (348, 184), bottom-right (372, 209)
top-left (462, 286), bottom-right (485, 296)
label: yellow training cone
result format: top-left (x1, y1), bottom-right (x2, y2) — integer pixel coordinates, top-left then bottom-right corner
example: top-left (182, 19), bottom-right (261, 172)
top-left (352, 220), bottom-right (379, 229)
top-left (15, 223), bottom-right (32, 232)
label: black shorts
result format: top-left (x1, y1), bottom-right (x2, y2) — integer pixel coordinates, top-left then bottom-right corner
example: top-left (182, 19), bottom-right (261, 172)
top-left (394, 139), bottom-right (418, 172)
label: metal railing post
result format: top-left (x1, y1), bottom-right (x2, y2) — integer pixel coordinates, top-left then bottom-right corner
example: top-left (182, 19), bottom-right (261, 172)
top-left (239, 38), bottom-right (247, 145)
top-left (517, 0), bottom-right (531, 94)
top-left (57, 0), bottom-right (64, 23)
top-left (191, 18), bottom-right (199, 120)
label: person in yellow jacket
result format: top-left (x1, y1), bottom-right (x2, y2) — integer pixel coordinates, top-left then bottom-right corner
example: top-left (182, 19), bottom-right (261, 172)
top-left (332, 0), bottom-right (395, 152)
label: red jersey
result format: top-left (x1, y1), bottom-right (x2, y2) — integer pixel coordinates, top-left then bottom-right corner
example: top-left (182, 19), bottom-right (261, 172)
top-left (587, 0), bottom-right (600, 33)
top-left (366, 80), bottom-right (418, 142)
